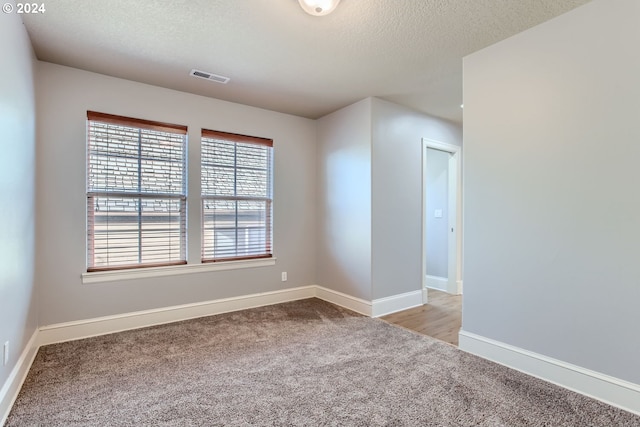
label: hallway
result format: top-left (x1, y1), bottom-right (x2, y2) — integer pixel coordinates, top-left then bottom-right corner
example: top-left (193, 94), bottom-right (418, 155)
top-left (381, 289), bottom-right (462, 346)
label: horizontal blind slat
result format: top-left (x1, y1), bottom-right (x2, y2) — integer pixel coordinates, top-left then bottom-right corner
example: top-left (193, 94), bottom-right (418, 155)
top-left (201, 129), bottom-right (272, 147)
top-left (88, 111), bottom-right (187, 134)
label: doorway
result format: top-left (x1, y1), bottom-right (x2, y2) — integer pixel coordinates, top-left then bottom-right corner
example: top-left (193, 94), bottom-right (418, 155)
top-left (421, 139), bottom-right (462, 304)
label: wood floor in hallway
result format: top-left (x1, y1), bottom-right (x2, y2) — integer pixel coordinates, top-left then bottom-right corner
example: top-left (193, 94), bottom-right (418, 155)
top-left (381, 288), bottom-right (462, 346)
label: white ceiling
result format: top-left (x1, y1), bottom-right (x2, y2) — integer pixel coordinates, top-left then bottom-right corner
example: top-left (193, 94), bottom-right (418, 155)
top-left (22, 0), bottom-right (590, 124)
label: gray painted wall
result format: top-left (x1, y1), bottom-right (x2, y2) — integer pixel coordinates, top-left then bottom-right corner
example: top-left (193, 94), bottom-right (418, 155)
top-left (0, 13), bottom-right (38, 386)
top-left (371, 98), bottom-right (461, 299)
top-left (425, 148), bottom-right (449, 278)
top-left (316, 99), bottom-right (372, 300)
top-left (36, 62), bottom-right (317, 325)
top-left (463, 0), bottom-right (640, 384)
top-left (316, 98), bottom-right (462, 302)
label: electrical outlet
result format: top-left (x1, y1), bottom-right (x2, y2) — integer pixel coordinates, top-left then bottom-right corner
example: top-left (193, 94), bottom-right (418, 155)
top-left (281, 272), bottom-right (287, 282)
top-left (3, 341), bottom-right (8, 366)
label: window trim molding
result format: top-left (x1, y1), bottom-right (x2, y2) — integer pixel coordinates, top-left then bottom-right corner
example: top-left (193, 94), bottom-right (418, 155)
top-left (82, 257), bottom-right (277, 284)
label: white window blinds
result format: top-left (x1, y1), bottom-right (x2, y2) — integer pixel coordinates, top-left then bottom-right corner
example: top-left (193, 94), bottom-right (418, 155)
top-left (201, 129), bottom-right (273, 262)
top-left (87, 111), bottom-right (187, 271)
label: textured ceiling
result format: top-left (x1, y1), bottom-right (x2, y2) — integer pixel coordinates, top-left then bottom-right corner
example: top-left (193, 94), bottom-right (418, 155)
top-left (22, 0), bottom-right (590, 123)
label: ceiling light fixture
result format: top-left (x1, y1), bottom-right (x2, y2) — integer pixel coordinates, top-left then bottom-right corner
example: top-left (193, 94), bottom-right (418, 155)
top-left (298, 0), bottom-right (341, 16)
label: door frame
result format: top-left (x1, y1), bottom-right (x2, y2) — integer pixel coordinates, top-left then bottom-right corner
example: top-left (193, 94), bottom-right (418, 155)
top-left (421, 138), bottom-right (462, 303)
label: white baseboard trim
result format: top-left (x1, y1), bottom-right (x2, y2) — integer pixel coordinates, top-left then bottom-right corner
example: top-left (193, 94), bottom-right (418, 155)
top-left (425, 275), bottom-right (448, 292)
top-left (0, 330), bottom-right (39, 426)
top-left (426, 276), bottom-right (462, 295)
top-left (39, 286), bottom-right (316, 346)
top-left (372, 290), bottom-right (423, 317)
top-left (459, 330), bottom-right (640, 416)
top-left (313, 286), bottom-right (372, 316)
top-left (39, 285), bottom-right (380, 347)
top-left (4, 285), bottom-right (378, 424)
top-left (39, 285), bottom-right (382, 347)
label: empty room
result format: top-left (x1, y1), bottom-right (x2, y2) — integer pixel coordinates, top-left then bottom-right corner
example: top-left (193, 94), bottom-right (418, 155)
top-left (1, 0), bottom-right (639, 425)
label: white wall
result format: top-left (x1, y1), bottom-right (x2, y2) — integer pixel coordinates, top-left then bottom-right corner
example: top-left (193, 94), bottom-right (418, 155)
top-left (36, 62), bottom-right (317, 325)
top-left (371, 98), bottom-right (461, 299)
top-left (425, 148), bottom-right (449, 278)
top-left (316, 98), bottom-right (372, 300)
top-left (463, 0), bottom-right (640, 384)
top-left (0, 12), bottom-right (38, 387)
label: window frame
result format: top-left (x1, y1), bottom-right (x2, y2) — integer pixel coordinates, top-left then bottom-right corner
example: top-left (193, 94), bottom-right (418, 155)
top-left (86, 111), bottom-right (188, 272)
top-left (200, 129), bottom-right (274, 263)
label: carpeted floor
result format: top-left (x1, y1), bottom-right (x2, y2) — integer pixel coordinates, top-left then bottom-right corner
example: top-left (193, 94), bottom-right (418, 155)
top-left (7, 298), bottom-right (640, 426)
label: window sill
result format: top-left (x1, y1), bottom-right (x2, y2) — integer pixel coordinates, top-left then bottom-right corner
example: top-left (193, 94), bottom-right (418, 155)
top-left (82, 257), bottom-right (277, 284)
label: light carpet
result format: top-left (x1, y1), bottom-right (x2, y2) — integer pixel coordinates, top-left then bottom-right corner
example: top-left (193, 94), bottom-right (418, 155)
top-left (7, 298), bottom-right (640, 426)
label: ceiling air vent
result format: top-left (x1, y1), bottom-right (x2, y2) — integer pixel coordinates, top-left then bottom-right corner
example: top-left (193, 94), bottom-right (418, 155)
top-left (190, 69), bottom-right (230, 84)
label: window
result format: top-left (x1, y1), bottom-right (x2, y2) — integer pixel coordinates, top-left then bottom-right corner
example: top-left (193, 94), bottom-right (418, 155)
top-left (201, 130), bottom-right (273, 262)
top-left (87, 111), bottom-right (187, 271)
